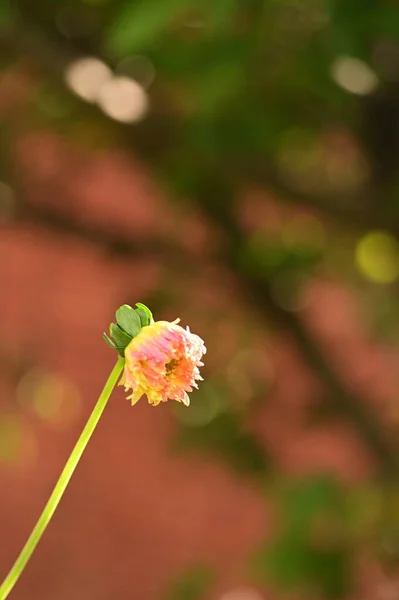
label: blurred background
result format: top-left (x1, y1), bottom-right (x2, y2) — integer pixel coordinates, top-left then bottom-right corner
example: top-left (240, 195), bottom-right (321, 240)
top-left (1, 1), bottom-right (399, 599)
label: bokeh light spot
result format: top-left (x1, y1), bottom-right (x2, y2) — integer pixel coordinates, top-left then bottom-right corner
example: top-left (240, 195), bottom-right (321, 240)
top-left (331, 56), bottom-right (378, 95)
top-left (64, 57), bottom-right (112, 102)
top-left (97, 76), bottom-right (148, 123)
top-left (17, 369), bottom-right (81, 429)
top-left (355, 231), bottom-right (399, 284)
top-left (173, 381), bottom-right (222, 427)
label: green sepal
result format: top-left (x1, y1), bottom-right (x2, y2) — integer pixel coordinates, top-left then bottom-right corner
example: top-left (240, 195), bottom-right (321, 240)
top-left (104, 301), bottom-right (154, 355)
top-left (135, 302), bottom-right (154, 326)
top-left (103, 333), bottom-right (117, 349)
top-left (109, 322), bottom-right (133, 348)
top-left (103, 331), bottom-right (125, 356)
top-left (116, 304), bottom-right (142, 337)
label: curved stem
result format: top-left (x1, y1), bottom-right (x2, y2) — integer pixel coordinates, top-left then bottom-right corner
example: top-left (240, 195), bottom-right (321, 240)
top-left (0, 356), bottom-right (125, 600)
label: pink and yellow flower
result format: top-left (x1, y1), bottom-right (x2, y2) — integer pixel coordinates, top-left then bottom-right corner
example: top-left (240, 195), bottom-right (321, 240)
top-left (120, 319), bottom-right (206, 406)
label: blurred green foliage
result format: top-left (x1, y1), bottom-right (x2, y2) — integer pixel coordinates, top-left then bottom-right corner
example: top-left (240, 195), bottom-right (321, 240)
top-left (164, 565), bottom-right (214, 600)
top-left (253, 476), bottom-right (352, 598)
top-left (173, 409), bottom-right (270, 479)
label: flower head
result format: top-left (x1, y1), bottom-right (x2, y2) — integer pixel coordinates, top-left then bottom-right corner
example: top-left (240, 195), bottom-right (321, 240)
top-left (120, 319), bottom-right (206, 407)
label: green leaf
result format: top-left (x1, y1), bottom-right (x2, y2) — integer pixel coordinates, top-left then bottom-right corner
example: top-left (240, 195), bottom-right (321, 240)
top-left (135, 302), bottom-right (154, 326)
top-left (103, 332), bottom-right (117, 349)
top-left (106, 0), bottom-right (189, 58)
top-left (115, 304), bottom-right (142, 337)
top-left (109, 322), bottom-right (133, 348)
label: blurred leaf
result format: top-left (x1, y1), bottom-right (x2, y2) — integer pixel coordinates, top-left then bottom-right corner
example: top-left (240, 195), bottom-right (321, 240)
top-left (173, 410), bottom-right (270, 478)
top-left (253, 535), bottom-right (352, 599)
top-left (107, 0), bottom-right (190, 57)
top-left (252, 535), bottom-right (315, 588)
top-left (190, 39), bottom-right (250, 115)
top-left (312, 546), bottom-right (352, 599)
top-left (327, 0), bottom-right (375, 58)
top-left (164, 565), bottom-right (214, 600)
top-left (240, 233), bottom-right (322, 281)
top-left (206, 0), bottom-right (238, 34)
top-left (252, 475), bottom-right (352, 598)
top-left (374, 6), bottom-right (399, 38)
top-left (34, 85), bottom-right (74, 120)
top-left (281, 475), bottom-right (345, 533)
top-left (0, 0), bottom-right (11, 27)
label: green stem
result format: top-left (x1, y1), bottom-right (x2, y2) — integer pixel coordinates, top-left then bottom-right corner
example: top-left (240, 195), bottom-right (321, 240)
top-left (0, 356), bottom-right (125, 600)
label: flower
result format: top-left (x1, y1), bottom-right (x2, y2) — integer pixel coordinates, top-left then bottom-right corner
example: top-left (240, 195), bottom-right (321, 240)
top-left (120, 319), bottom-right (206, 406)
